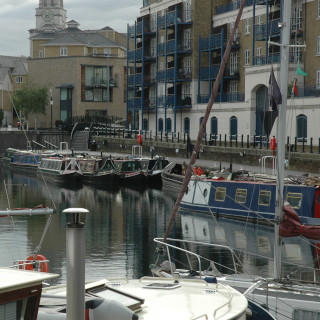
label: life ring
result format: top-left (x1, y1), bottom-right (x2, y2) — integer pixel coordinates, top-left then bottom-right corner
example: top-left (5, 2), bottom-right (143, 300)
top-left (25, 254), bottom-right (49, 272)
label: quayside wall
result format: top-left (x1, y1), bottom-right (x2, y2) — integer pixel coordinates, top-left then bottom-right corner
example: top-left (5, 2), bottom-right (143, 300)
top-left (1, 130), bottom-right (320, 174)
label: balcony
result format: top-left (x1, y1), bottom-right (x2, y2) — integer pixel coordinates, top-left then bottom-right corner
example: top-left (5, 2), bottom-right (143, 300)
top-left (199, 33), bottom-right (225, 51)
top-left (216, 0), bottom-right (253, 15)
top-left (127, 74), bottom-right (142, 87)
top-left (127, 97), bottom-right (142, 110)
top-left (255, 19), bottom-right (280, 40)
top-left (199, 65), bottom-right (220, 80)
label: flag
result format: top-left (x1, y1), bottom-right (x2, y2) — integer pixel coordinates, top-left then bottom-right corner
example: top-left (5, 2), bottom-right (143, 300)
top-left (268, 67), bottom-right (282, 111)
top-left (293, 78), bottom-right (298, 96)
top-left (296, 61), bottom-right (307, 76)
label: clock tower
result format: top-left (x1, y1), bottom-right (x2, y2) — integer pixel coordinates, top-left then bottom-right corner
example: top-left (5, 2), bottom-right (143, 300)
top-left (35, 0), bottom-right (67, 31)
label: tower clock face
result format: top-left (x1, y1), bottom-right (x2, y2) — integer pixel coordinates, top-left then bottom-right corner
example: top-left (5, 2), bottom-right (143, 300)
top-left (43, 9), bottom-right (53, 22)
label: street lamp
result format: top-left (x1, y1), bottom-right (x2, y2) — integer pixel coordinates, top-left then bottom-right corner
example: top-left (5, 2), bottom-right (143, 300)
top-left (50, 89), bottom-right (53, 130)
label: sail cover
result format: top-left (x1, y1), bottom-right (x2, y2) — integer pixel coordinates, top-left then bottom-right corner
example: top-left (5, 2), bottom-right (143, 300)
top-left (280, 204), bottom-right (320, 240)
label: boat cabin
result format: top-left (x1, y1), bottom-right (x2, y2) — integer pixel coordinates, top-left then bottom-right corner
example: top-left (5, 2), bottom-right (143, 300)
top-left (0, 268), bottom-right (58, 319)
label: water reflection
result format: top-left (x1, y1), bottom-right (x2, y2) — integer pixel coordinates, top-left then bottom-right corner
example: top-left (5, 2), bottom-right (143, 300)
top-left (0, 162), bottom-right (318, 285)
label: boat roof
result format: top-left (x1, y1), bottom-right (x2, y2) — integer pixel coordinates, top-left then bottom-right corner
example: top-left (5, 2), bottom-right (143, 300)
top-left (0, 268), bottom-right (59, 294)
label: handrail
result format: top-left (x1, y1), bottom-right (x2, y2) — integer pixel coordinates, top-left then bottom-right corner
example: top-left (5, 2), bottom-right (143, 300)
top-left (154, 237), bottom-right (239, 275)
top-left (32, 140), bottom-right (46, 149)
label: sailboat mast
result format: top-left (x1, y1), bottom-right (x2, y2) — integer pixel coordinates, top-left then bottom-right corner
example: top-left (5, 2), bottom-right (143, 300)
top-left (274, 0), bottom-right (292, 281)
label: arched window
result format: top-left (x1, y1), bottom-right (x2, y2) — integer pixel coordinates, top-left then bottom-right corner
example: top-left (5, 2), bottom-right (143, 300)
top-left (230, 116), bottom-right (238, 139)
top-left (184, 117), bottom-right (190, 133)
top-left (158, 118), bottom-right (163, 132)
top-left (296, 114), bottom-right (307, 141)
top-left (143, 118), bottom-right (148, 131)
top-left (211, 117), bottom-right (218, 136)
top-left (166, 118), bottom-right (172, 133)
top-left (199, 117), bottom-right (206, 132)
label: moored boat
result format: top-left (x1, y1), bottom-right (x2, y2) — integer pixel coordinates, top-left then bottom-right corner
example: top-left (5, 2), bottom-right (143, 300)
top-left (77, 156), bottom-right (121, 188)
top-left (37, 156), bottom-right (83, 186)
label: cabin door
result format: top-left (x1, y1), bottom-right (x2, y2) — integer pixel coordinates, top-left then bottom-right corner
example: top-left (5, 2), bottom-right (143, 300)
top-left (255, 85), bottom-right (268, 141)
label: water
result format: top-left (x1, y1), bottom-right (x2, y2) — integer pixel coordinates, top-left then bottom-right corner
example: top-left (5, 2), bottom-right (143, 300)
top-left (0, 162), bottom-right (318, 285)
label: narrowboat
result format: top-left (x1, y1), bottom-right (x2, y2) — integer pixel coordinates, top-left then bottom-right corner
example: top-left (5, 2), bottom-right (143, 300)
top-left (37, 156), bottom-right (83, 185)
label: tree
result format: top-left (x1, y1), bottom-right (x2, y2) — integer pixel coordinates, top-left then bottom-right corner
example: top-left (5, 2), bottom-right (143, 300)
top-left (13, 81), bottom-right (49, 121)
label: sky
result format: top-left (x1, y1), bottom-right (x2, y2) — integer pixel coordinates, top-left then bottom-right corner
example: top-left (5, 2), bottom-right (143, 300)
top-left (0, 0), bottom-right (141, 57)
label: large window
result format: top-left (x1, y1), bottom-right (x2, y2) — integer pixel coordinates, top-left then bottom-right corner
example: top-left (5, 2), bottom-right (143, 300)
top-left (83, 66), bottom-right (112, 102)
top-left (158, 118), bottom-right (163, 132)
top-left (296, 114), bottom-right (307, 141)
top-left (230, 116), bottom-right (238, 139)
top-left (143, 118), bottom-right (148, 131)
top-left (245, 18), bottom-right (250, 34)
top-left (245, 49), bottom-right (250, 65)
top-left (166, 118), bottom-right (172, 133)
top-left (230, 52), bottom-right (238, 75)
top-left (184, 117), bottom-right (190, 133)
top-left (211, 117), bottom-right (218, 135)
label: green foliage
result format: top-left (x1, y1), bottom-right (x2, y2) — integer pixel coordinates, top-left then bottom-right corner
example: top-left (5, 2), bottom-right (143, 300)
top-left (0, 109), bottom-right (3, 126)
top-left (13, 81), bottom-right (49, 118)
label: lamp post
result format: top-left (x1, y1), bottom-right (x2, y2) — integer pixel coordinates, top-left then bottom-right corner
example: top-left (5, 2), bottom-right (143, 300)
top-left (50, 89), bottom-right (53, 130)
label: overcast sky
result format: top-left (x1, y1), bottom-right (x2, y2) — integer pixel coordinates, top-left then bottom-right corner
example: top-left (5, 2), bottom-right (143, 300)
top-left (0, 0), bottom-right (141, 57)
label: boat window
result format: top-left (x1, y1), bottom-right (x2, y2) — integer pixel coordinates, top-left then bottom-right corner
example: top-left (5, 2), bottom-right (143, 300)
top-left (235, 189), bottom-right (247, 204)
top-left (286, 192), bottom-right (302, 209)
top-left (61, 162), bottom-right (65, 170)
top-left (203, 188), bottom-right (208, 198)
top-left (258, 190), bottom-right (271, 206)
top-left (293, 309), bottom-right (320, 320)
top-left (215, 187), bottom-right (226, 201)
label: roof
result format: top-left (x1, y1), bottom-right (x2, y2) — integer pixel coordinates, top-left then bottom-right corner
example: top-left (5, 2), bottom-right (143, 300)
top-left (0, 55), bottom-right (28, 80)
top-left (0, 268), bottom-right (58, 294)
top-left (31, 25), bottom-right (125, 49)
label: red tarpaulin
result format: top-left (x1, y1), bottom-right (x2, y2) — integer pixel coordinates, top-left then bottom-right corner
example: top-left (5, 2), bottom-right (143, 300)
top-left (280, 204), bottom-right (320, 240)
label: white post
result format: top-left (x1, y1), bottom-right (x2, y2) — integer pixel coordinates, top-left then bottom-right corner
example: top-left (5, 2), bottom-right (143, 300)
top-left (274, 0), bottom-right (292, 281)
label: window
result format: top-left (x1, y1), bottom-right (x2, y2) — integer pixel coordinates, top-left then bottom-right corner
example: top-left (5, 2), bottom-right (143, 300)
top-left (286, 193), bottom-right (302, 209)
top-left (184, 117), bottom-right (190, 133)
top-left (318, 0), bottom-right (320, 18)
top-left (93, 48), bottom-right (97, 55)
top-left (159, 118), bottom-right (163, 132)
top-left (166, 118), bottom-right (172, 133)
top-left (15, 76), bottom-right (23, 84)
top-left (184, 0), bottom-right (191, 21)
top-left (230, 52), bottom-right (238, 75)
top-left (296, 114), bottom-right (307, 141)
top-left (215, 187), bottom-right (226, 201)
top-left (317, 70), bottom-right (320, 86)
top-left (211, 117), bottom-right (218, 135)
top-left (245, 49), bottom-right (250, 65)
top-left (143, 118), bottom-right (149, 131)
top-left (258, 190), bottom-right (271, 206)
top-left (183, 56), bottom-right (191, 75)
top-left (256, 15), bottom-right (262, 33)
top-left (184, 29), bottom-right (191, 50)
top-left (256, 47), bottom-right (262, 64)
top-left (151, 13), bottom-right (157, 32)
top-left (151, 38), bottom-right (156, 57)
top-left (291, 4), bottom-right (302, 31)
top-left (60, 47), bottom-right (67, 56)
top-left (104, 48), bottom-right (111, 56)
top-left (39, 50), bottom-right (43, 58)
top-left (230, 116), bottom-right (237, 139)
top-left (317, 37), bottom-right (320, 55)
top-left (200, 117), bottom-right (206, 133)
top-left (235, 189), bottom-right (247, 204)
top-left (293, 309), bottom-right (320, 320)
top-left (230, 81), bottom-right (238, 102)
top-left (245, 18), bottom-right (250, 34)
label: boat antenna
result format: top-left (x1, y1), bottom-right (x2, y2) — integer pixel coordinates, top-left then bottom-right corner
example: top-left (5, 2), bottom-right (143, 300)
top-left (162, 0), bottom-right (247, 243)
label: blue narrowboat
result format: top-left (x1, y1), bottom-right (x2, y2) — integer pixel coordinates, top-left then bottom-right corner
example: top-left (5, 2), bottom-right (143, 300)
top-left (180, 179), bottom-right (320, 225)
